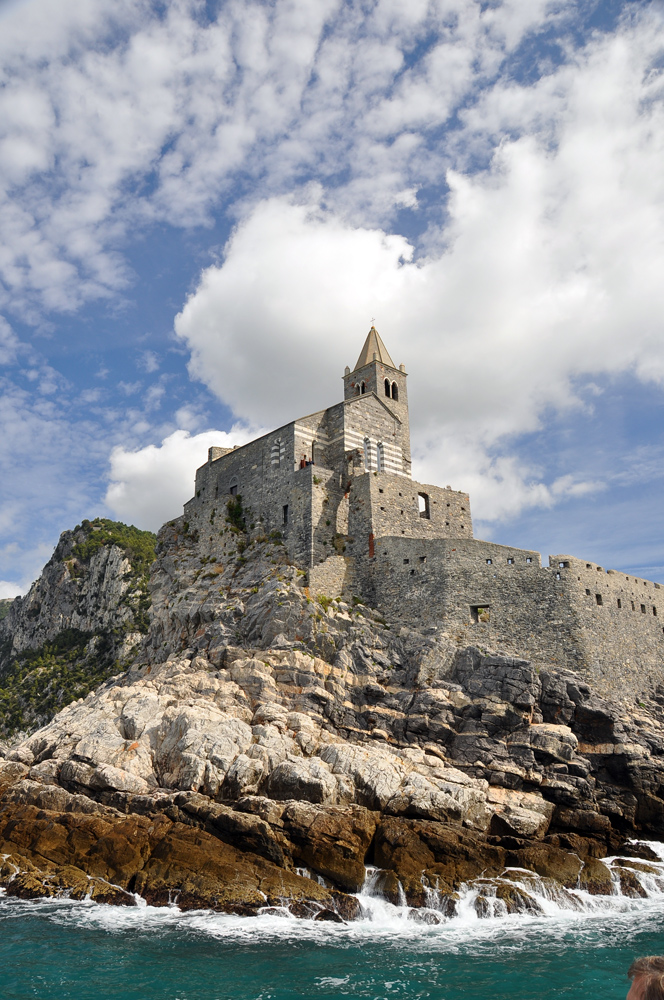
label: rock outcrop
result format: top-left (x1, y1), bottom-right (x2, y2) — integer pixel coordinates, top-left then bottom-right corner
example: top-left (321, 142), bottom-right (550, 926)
top-left (0, 518), bottom-right (156, 737)
top-left (1, 511), bottom-right (663, 917)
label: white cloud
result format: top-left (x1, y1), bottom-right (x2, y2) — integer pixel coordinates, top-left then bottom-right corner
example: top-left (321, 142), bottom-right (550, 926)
top-left (174, 13), bottom-right (664, 522)
top-left (104, 426), bottom-right (257, 531)
top-left (0, 316), bottom-right (20, 364)
top-left (0, 0), bottom-right (577, 319)
top-left (0, 580), bottom-right (23, 599)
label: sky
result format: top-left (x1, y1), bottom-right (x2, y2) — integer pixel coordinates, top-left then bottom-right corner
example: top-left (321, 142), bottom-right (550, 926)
top-left (1, 0), bottom-right (664, 596)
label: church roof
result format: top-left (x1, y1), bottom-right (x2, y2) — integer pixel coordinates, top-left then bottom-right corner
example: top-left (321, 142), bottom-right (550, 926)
top-left (353, 326), bottom-right (396, 371)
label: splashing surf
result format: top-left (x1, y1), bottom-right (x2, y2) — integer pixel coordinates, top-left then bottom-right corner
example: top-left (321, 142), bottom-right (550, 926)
top-left (1, 841), bottom-right (664, 952)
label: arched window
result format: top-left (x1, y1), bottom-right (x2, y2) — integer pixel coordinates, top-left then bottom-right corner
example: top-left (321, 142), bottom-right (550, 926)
top-left (360, 381), bottom-right (366, 394)
top-left (270, 438), bottom-right (281, 468)
top-left (384, 378), bottom-right (391, 397)
top-left (229, 476), bottom-right (239, 496)
top-left (391, 381), bottom-right (399, 401)
top-left (363, 437), bottom-right (370, 471)
top-left (376, 443), bottom-right (384, 472)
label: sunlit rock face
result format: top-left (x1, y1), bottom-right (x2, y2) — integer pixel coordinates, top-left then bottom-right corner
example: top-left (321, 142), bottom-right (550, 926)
top-left (1, 512), bottom-right (664, 919)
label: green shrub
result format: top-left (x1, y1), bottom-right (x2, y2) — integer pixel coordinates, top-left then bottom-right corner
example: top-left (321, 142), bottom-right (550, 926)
top-left (226, 496), bottom-right (246, 532)
top-left (73, 518), bottom-right (156, 578)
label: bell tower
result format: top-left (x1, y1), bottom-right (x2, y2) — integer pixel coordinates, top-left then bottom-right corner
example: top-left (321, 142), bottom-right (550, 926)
top-left (343, 326), bottom-right (410, 470)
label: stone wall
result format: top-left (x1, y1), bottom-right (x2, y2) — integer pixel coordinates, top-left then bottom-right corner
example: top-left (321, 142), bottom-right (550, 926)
top-left (553, 554), bottom-right (664, 697)
top-left (346, 472), bottom-right (472, 559)
top-left (342, 535), bottom-right (664, 700)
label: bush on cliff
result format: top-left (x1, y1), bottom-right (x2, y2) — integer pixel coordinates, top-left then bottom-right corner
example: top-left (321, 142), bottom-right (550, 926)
top-left (72, 518), bottom-right (156, 578)
top-left (0, 628), bottom-right (119, 737)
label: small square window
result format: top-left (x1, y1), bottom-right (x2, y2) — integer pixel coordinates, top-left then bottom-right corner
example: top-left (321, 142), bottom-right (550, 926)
top-left (586, 589), bottom-right (591, 596)
top-left (507, 558), bottom-right (514, 565)
top-left (486, 558), bottom-right (492, 565)
top-left (379, 488), bottom-right (384, 494)
top-left (556, 572), bottom-right (561, 580)
top-left (419, 556), bottom-right (426, 563)
top-left (526, 557), bottom-right (532, 564)
top-left (403, 558), bottom-right (409, 564)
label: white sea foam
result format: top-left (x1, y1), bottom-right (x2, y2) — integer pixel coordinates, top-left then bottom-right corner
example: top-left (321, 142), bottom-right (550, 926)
top-left (1, 840), bottom-right (663, 953)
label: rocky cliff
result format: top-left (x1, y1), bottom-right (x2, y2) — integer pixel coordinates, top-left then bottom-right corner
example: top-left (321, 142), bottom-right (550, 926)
top-left (0, 508), bottom-right (663, 919)
top-left (0, 518), bottom-right (156, 738)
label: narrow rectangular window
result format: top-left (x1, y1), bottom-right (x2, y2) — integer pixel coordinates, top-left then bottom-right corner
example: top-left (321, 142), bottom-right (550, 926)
top-left (641, 604), bottom-right (646, 613)
top-left (596, 594), bottom-right (603, 605)
top-left (653, 606), bottom-right (658, 616)
top-left (282, 504), bottom-right (288, 525)
top-left (617, 599), bottom-right (622, 609)
top-left (418, 493), bottom-right (430, 519)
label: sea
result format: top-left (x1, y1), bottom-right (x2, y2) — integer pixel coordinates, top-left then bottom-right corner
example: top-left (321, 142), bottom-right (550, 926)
top-left (3, 844), bottom-right (664, 1000)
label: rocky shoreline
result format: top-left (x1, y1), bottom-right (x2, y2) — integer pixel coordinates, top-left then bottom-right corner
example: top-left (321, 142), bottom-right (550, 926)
top-left (2, 515), bottom-right (664, 919)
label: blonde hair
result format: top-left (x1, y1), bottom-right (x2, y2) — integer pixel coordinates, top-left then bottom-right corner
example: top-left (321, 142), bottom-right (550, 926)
top-left (629, 957), bottom-right (664, 1000)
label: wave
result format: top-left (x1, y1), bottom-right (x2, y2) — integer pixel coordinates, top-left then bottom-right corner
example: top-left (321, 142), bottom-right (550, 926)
top-left (2, 841), bottom-right (664, 953)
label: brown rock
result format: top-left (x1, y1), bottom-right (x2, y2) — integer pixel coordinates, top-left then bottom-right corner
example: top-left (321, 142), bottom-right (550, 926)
top-left (495, 881), bottom-right (543, 914)
top-left (578, 857), bottom-right (614, 895)
top-left (375, 817), bottom-right (506, 889)
top-left (613, 865), bottom-right (648, 898)
top-left (280, 801), bottom-right (377, 892)
top-left (0, 798), bottom-right (358, 915)
top-left (508, 843), bottom-right (583, 887)
top-left (133, 823), bottom-right (332, 913)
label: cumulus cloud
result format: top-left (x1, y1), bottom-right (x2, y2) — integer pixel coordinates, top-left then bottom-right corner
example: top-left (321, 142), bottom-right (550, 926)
top-left (0, 0), bottom-right (577, 319)
top-left (175, 13), bottom-right (664, 521)
top-left (105, 426), bottom-right (258, 531)
top-left (0, 580), bottom-right (22, 599)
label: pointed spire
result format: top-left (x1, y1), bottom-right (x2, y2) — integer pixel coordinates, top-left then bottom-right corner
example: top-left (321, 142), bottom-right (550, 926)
top-left (353, 326), bottom-right (396, 371)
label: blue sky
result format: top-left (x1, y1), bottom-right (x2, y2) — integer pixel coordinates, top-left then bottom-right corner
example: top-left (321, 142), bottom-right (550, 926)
top-left (1, 0), bottom-right (664, 595)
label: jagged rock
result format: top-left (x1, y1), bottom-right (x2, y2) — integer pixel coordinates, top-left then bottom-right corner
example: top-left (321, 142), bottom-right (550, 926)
top-left (0, 512), bottom-right (663, 917)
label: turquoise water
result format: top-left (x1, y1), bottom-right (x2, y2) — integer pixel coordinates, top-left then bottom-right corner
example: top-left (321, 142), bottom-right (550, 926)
top-left (3, 892), bottom-right (664, 1000)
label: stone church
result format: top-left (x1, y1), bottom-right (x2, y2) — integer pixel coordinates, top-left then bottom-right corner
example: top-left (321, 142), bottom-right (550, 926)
top-left (185, 327), bottom-right (664, 695)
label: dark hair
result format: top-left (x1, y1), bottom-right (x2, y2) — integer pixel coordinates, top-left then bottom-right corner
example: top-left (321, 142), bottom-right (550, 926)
top-left (629, 958), bottom-right (664, 1000)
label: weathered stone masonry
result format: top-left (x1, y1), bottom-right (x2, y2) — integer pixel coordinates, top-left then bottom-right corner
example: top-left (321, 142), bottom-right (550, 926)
top-left (184, 327), bottom-right (664, 699)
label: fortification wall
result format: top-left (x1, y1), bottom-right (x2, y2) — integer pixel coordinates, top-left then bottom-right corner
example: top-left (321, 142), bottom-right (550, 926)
top-left (346, 473), bottom-right (472, 552)
top-left (551, 554), bottom-right (664, 696)
top-left (340, 536), bottom-right (664, 699)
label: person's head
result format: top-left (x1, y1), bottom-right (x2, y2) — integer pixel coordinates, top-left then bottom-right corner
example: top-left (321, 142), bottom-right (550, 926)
top-left (628, 957), bottom-right (664, 1000)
